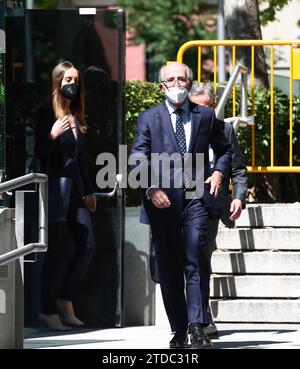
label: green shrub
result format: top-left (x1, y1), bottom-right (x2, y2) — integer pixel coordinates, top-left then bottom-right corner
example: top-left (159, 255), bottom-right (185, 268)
top-left (124, 80), bottom-right (164, 149)
top-left (224, 86), bottom-right (300, 166)
top-left (124, 81), bottom-right (164, 206)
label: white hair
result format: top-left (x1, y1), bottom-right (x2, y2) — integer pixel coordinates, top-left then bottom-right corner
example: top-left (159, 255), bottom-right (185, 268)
top-left (158, 62), bottom-right (194, 84)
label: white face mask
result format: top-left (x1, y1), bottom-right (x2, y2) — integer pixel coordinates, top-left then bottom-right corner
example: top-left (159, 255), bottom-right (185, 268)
top-left (164, 87), bottom-right (188, 104)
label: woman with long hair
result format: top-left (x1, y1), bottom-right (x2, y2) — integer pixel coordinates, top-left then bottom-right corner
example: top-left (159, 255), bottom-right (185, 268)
top-left (35, 61), bottom-right (97, 331)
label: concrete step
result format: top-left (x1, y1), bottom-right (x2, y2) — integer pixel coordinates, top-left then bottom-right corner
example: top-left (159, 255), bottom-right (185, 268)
top-left (210, 275), bottom-right (300, 298)
top-left (211, 299), bottom-right (300, 323)
top-left (156, 286), bottom-right (300, 325)
top-left (216, 228), bottom-right (300, 250)
top-left (211, 251), bottom-right (300, 274)
top-left (236, 203), bottom-right (300, 228)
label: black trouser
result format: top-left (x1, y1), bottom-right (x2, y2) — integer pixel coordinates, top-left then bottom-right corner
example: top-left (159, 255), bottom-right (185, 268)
top-left (41, 192), bottom-right (96, 314)
top-left (202, 203), bottom-right (235, 312)
top-left (201, 217), bottom-right (219, 312)
top-left (150, 198), bottom-right (210, 332)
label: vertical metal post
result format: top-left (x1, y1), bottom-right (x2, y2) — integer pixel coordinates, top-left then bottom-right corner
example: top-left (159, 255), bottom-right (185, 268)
top-left (197, 46), bottom-right (202, 82)
top-left (240, 72), bottom-right (248, 117)
top-left (251, 46), bottom-right (255, 167)
top-left (232, 46), bottom-right (236, 117)
top-left (289, 46), bottom-right (293, 167)
top-left (39, 180), bottom-right (47, 246)
top-left (213, 46), bottom-right (217, 91)
top-left (217, 0), bottom-right (226, 83)
top-left (0, 209), bottom-right (18, 349)
top-left (116, 8), bottom-right (125, 328)
top-left (25, 0), bottom-right (34, 9)
top-left (270, 46), bottom-right (274, 167)
top-left (15, 191), bottom-right (25, 349)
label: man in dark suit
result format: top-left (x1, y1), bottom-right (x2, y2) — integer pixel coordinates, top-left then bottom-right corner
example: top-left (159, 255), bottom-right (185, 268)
top-left (131, 62), bottom-right (232, 349)
top-left (189, 81), bottom-right (248, 339)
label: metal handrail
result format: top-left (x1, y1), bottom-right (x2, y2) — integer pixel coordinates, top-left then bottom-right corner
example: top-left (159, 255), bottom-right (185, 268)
top-left (94, 174), bottom-right (123, 198)
top-left (177, 39), bottom-right (300, 173)
top-left (214, 63), bottom-right (253, 134)
top-left (215, 63), bottom-right (248, 119)
top-left (0, 173), bottom-right (48, 265)
top-left (177, 40), bottom-right (300, 52)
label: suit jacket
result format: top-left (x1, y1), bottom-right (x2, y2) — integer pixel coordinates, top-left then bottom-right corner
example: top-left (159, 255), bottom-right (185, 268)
top-left (149, 117), bottom-right (247, 284)
top-left (34, 104), bottom-right (93, 197)
top-left (131, 100), bottom-right (232, 223)
top-left (217, 119), bottom-right (248, 226)
top-left (224, 120), bottom-right (247, 204)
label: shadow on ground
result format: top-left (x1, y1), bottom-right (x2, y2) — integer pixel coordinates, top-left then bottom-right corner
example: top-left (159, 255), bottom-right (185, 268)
top-left (24, 327), bottom-right (125, 349)
top-left (218, 328), bottom-right (297, 337)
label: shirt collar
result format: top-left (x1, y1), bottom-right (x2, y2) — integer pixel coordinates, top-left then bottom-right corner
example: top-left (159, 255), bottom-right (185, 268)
top-left (165, 98), bottom-right (190, 116)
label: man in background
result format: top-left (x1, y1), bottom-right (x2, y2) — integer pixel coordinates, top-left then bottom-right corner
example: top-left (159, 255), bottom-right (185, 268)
top-left (188, 81), bottom-right (248, 338)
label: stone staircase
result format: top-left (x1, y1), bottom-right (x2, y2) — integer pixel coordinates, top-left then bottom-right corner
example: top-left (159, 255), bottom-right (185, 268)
top-left (211, 203), bottom-right (300, 323)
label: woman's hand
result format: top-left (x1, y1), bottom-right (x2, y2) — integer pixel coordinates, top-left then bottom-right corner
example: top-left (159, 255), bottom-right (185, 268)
top-left (49, 116), bottom-right (70, 140)
top-left (84, 194), bottom-right (97, 212)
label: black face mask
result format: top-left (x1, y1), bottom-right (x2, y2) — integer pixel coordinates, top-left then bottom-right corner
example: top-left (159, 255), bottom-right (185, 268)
top-left (60, 83), bottom-right (80, 100)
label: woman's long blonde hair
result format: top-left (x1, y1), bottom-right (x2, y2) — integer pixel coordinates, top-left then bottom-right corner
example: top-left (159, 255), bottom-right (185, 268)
top-left (52, 61), bottom-right (87, 133)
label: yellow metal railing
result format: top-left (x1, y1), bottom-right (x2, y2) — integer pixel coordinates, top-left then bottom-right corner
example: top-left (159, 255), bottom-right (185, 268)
top-left (177, 40), bottom-right (300, 173)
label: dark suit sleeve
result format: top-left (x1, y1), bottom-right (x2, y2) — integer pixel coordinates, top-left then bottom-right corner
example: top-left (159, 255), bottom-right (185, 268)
top-left (229, 126), bottom-right (248, 206)
top-left (131, 111), bottom-right (151, 156)
top-left (209, 115), bottom-right (232, 178)
top-left (130, 111), bottom-right (157, 189)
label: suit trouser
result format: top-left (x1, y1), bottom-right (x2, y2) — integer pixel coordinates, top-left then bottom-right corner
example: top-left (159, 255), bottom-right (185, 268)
top-left (201, 217), bottom-right (219, 311)
top-left (41, 192), bottom-right (96, 314)
top-left (202, 202), bottom-right (235, 312)
top-left (150, 198), bottom-right (210, 332)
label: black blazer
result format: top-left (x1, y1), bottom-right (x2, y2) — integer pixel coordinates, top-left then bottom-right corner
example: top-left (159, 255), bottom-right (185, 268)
top-left (224, 121), bottom-right (247, 205)
top-left (34, 104), bottom-right (93, 196)
top-left (215, 119), bottom-right (248, 226)
top-left (214, 119), bottom-right (248, 205)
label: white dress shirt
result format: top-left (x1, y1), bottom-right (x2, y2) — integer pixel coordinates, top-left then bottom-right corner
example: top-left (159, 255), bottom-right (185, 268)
top-left (146, 99), bottom-right (192, 199)
top-left (165, 99), bottom-right (192, 152)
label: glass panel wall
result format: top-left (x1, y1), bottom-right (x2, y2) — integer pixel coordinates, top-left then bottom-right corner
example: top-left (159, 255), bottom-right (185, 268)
top-left (4, 8), bottom-right (125, 327)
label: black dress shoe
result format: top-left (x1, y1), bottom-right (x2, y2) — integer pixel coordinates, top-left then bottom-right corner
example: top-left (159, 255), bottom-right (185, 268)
top-left (169, 331), bottom-right (188, 349)
top-left (203, 323), bottom-right (219, 339)
top-left (203, 310), bottom-right (219, 339)
top-left (189, 324), bottom-right (212, 349)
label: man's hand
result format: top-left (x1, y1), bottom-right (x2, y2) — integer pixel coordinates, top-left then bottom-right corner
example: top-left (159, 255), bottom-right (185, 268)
top-left (149, 189), bottom-right (171, 209)
top-left (229, 199), bottom-right (243, 221)
top-left (204, 170), bottom-right (224, 198)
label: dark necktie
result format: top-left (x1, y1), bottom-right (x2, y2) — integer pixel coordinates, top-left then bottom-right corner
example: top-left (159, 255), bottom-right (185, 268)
top-left (174, 108), bottom-right (190, 188)
top-left (174, 108), bottom-right (187, 157)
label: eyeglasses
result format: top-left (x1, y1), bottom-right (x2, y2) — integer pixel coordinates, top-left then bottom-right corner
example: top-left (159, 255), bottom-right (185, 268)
top-left (161, 77), bottom-right (188, 87)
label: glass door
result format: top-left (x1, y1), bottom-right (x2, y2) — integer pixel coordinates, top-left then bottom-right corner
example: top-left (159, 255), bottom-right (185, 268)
top-left (4, 8), bottom-right (125, 327)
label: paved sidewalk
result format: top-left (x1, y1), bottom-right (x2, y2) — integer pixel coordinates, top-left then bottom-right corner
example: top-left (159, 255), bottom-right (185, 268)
top-left (24, 323), bottom-right (300, 349)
